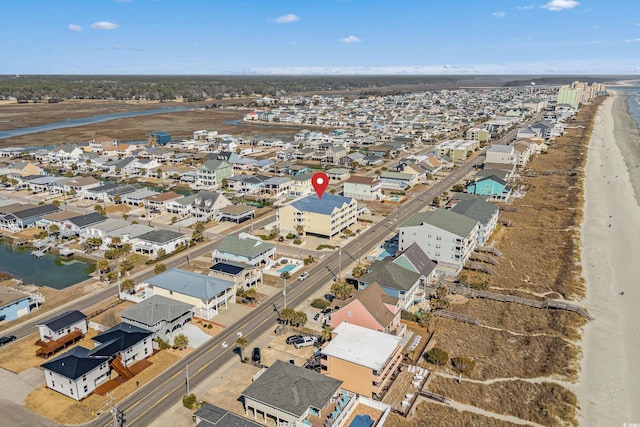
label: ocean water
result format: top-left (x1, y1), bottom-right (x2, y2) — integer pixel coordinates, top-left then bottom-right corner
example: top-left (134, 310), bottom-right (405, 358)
top-left (625, 87), bottom-right (640, 131)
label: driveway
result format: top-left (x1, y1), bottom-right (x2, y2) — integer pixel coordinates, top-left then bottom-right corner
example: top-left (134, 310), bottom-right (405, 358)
top-left (181, 324), bottom-right (212, 348)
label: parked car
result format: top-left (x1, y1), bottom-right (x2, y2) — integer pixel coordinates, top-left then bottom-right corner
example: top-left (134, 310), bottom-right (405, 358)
top-left (286, 335), bottom-right (303, 345)
top-left (0, 335), bottom-right (16, 346)
top-left (251, 347), bottom-right (261, 364)
top-left (293, 336), bottom-right (318, 349)
top-left (298, 272), bottom-right (309, 281)
top-left (324, 293), bottom-right (335, 302)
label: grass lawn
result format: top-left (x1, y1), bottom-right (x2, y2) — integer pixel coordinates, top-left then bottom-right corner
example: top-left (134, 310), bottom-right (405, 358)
top-left (0, 329), bottom-right (99, 374)
top-left (24, 350), bottom-right (179, 425)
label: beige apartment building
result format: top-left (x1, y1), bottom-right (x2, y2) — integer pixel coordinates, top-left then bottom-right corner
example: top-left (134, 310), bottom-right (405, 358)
top-left (320, 322), bottom-right (403, 398)
top-left (277, 193), bottom-right (357, 239)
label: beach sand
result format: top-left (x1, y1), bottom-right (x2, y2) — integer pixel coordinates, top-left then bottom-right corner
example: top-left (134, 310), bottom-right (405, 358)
top-left (576, 93), bottom-right (640, 425)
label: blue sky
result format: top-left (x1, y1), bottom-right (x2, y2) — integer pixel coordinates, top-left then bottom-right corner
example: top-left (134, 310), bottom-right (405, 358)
top-left (1, 0), bottom-right (639, 74)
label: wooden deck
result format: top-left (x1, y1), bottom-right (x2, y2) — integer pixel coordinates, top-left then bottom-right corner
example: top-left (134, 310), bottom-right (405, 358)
top-left (36, 329), bottom-right (84, 358)
top-left (382, 365), bottom-right (428, 413)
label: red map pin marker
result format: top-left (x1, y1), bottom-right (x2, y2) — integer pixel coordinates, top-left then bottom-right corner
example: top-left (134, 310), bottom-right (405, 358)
top-left (311, 172), bottom-right (329, 199)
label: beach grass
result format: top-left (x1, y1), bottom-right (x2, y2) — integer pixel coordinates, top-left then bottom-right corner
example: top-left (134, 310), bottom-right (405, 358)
top-left (408, 99), bottom-right (604, 426)
top-left (385, 400), bottom-right (518, 427)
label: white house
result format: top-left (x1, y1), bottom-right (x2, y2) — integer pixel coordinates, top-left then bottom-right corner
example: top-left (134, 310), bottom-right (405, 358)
top-left (485, 144), bottom-right (516, 165)
top-left (37, 310), bottom-right (88, 343)
top-left (132, 229), bottom-right (189, 259)
top-left (399, 208), bottom-right (480, 276)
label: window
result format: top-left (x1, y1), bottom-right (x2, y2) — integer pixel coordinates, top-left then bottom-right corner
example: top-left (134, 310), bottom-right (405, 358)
top-left (82, 375), bottom-right (86, 382)
top-left (70, 389), bottom-right (74, 396)
top-left (84, 385), bottom-right (88, 393)
top-left (52, 381), bottom-right (55, 387)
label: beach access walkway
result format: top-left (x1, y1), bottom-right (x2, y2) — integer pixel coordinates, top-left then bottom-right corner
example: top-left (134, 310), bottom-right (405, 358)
top-left (431, 283), bottom-right (594, 321)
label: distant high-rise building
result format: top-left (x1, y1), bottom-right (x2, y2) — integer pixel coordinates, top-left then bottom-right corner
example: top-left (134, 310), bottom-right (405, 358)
top-left (557, 81), bottom-right (606, 108)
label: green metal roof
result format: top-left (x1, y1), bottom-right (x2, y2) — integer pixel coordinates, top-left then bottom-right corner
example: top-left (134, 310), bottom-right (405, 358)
top-left (215, 235), bottom-right (274, 259)
top-left (400, 208), bottom-right (478, 238)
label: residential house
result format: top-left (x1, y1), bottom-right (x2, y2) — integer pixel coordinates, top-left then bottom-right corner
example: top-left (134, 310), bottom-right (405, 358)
top-left (485, 145), bottom-right (516, 165)
top-left (324, 145), bottom-right (348, 164)
top-left (89, 136), bottom-right (118, 153)
top-left (379, 171), bottom-right (417, 190)
top-left (41, 347), bottom-right (110, 401)
top-left (132, 229), bottom-right (188, 259)
top-left (288, 173), bottom-right (313, 197)
top-left (209, 261), bottom-right (262, 290)
top-left (450, 197), bottom-right (499, 245)
top-left (0, 204), bottom-right (60, 231)
top-left (340, 152), bottom-right (365, 167)
top-left (514, 141), bottom-right (534, 166)
top-left (212, 235), bottom-right (275, 267)
top-left (358, 243), bottom-right (437, 309)
top-left (122, 188), bottom-right (159, 206)
top-left (8, 161), bottom-right (45, 177)
top-left (60, 212), bottom-right (108, 237)
top-left (326, 168), bottom-right (351, 183)
top-left (330, 283), bottom-right (402, 335)
top-left (466, 175), bottom-right (512, 201)
top-left (241, 360), bottom-right (344, 427)
top-left (466, 128), bottom-right (491, 143)
top-left (165, 190), bottom-right (231, 221)
top-left (0, 287), bottom-right (31, 322)
top-left (399, 209), bottom-right (480, 276)
top-left (120, 295), bottom-right (194, 344)
top-left (91, 323), bottom-right (153, 368)
top-left (278, 193), bottom-right (357, 239)
top-left (194, 403), bottom-right (261, 427)
top-left (321, 322), bottom-right (403, 398)
top-left (262, 177), bottom-right (291, 197)
top-left (37, 310), bottom-right (88, 343)
top-left (195, 160), bottom-right (233, 189)
top-left (343, 176), bottom-right (382, 201)
top-left (52, 176), bottom-right (101, 195)
top-left (530, 121), bottom-right (554, 140)
top-left (142, 268), bottom-right (236, 320)
top-left (145, 191), bottom-right (184, 213)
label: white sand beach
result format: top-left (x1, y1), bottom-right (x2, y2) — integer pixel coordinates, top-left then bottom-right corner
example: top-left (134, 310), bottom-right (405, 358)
top-left (576, 93), bottom-right (640, 425)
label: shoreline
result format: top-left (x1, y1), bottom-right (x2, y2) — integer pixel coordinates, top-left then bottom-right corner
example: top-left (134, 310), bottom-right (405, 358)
top-left (576, 92), bottom-right (640, 424)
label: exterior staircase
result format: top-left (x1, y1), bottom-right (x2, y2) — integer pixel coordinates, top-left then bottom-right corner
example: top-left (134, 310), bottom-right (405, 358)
top-left (110, 355), bottom-right (134, 380)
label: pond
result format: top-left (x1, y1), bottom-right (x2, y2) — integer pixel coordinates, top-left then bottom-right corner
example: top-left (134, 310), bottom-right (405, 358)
top-left (0, 240), bottom-right (94, 289)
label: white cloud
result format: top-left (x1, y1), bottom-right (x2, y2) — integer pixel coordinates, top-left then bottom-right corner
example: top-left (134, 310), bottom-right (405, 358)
top-left (624, 38), bottom-right (640, 42)
top-left (67, 24), bottom-right (82, 31)
top-left (272, 14), bottom-right (299, 24)
top-left (517, 5), bottom-right (535, 10)
top-left (90, 21), bottom-right (119, 30)
top-left (493, 11), bottom-right (506, 17)
top-left (541, 0), bottom-right (579, 11)
top-left (341, 35), bottom-right (362, 44)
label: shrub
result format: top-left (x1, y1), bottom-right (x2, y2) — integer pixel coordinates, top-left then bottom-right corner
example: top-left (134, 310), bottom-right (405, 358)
top-left (182, 393), bottom-right (197, 409)
top-left (153, 338), bottom-right (171, 350)
top-left (257, 234), bottom-right (275, 241)
top-left (451, 356), bottom-right (476, 375)
top-left (401, 309), bottom-right (419, 322)
top-left (317, 244), bottom-right (336, 250)
top-left (311, 298), bottom-right (331, 309)
top-left (286, 233), bottom-right (295, 239)
top-left (303, 256), bottom-right (314, 266)
top-left (470, 281), bottom-right (489, 290)
top-left (293, 238), bottom-right (302, 245)
top-left (425, 347), bottom-right (449, 366)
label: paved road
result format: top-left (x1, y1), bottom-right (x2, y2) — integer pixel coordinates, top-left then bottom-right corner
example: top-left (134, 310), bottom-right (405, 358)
top-left (2, 213), bottom-right (276, 341)
top-left (90, 146), bottom-right (492, 426)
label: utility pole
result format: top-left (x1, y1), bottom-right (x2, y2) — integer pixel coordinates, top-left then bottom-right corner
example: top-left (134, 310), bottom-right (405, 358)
top-left (107, 392), bottom-right (118, 427)
top-left (185, 364), bottom-right (190, 395)
top-left (117, 271), bottom-right (121, 300)
top-left (338, 246), bottom-right (342, 280)
top-left (283, 276), bottom-right (288, 310)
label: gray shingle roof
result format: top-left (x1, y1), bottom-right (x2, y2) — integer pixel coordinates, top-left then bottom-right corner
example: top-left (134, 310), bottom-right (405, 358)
top-left (41, 310), bottom-right (86, 331)
top-left (120, 295), bottom-right (194, 327)
top-left (400, 208), bottom-right (478, 238)
top-left (41, 346), bottom-right (108, 379)
top-left (137, 229), bottom-right (185, 244)
top-left (451, 198), bottom-right (499, 226)
top-left (194, 403), bottom-right (262, 427)
top-left (145, 268), bottom-right (235, 301)
top-left (359, 260), bottom-right (421, 291)
top-left (396, 243), bottom-right (437, 277)
top-left (67, 212), bottom-right (107, 228)
top-left (241, 360), bottom-right (342, 418)
top-left (215, 235), bottom-right (274, 259)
